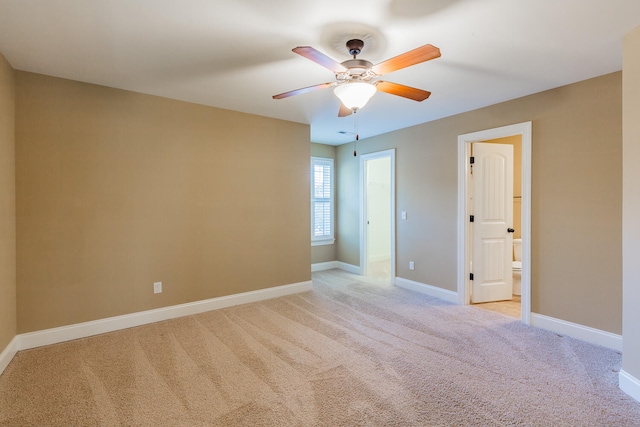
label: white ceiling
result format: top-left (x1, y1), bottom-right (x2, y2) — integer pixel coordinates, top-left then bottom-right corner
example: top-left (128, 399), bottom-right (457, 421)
top-left (1, 0), bottom-right (639, 145)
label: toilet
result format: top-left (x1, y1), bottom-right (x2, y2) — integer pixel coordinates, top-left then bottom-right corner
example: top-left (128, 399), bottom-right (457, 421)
top-left (512, 238), bottom-right (522, 296)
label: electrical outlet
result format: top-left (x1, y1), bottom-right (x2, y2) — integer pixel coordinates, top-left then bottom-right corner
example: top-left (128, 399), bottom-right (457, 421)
top-left (409, 261), bottom-right (415, 271)
top-left (153, 282), bottom-right (162, 294)
top-left (402, 211), bottom-right (407, 220)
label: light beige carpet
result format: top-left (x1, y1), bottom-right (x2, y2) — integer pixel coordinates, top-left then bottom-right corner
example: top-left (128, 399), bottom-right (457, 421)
top-left (1, 269), bottom-right (640, 426)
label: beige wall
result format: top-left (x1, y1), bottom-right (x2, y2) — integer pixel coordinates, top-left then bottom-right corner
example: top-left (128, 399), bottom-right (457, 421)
top-left (622, 26), bottom-right (640, 381)
top-left (311, 142), bottom-right (336, 159)
top-left (15, 71), bottom-right (311, 333)
top-left (310, 142), bottom-right (337, 264)
top-left (337, 72), bottom-right (622, 334)
top-left (311, 243), bottom-right (336, 265)
top-left (0, 54), bottom-right (16, 351)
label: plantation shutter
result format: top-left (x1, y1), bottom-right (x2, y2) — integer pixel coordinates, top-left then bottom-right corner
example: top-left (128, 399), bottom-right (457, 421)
top-left (311, 157), bottom-right (334, 243)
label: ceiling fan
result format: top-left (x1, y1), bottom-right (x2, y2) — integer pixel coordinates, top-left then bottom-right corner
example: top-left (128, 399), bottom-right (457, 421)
top-left (272, 39), bottom-right (441, 117)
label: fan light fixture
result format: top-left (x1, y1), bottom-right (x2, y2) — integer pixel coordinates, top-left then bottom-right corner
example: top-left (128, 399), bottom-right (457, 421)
top-left (334, 81), bottom-right (376, 111)
top-left (273, 39), bottom-right (440, 117)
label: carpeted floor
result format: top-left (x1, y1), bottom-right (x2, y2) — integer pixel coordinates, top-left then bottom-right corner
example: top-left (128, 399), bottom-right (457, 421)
top-left (1, 269), bottom-right (639, 426)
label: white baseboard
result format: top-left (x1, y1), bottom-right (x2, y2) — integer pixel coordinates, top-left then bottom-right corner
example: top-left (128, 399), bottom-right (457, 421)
top-left (620, 369), bottom-right (640, 403)
top-left (530, 313), bottom-right (622, 351)
top-left (395, 277), bottom-right (458, 304)
top-left (13, 281), bottom-right (312, 353)
top-left (311, 261), bottom-right (338, 272)
top-left (337, 262), bottom-right (362, 275)
top-left (311, 261), bottom-right (362, 275)
top-left (0, 336), bottom-right (18, 376)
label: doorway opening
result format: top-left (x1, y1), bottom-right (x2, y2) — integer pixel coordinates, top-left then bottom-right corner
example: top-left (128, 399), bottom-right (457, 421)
top-left (457, 122), bottom-right (532, 324)
top-left (360, 149), bottom-right (396, 283)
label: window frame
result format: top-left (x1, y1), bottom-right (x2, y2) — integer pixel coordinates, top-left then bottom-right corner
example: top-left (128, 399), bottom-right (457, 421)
top-left (310, 157), bottom-right (335, 246)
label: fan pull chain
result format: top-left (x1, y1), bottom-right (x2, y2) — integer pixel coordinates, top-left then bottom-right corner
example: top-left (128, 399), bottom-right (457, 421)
top-left (353, 110), bottom-right (359, 157)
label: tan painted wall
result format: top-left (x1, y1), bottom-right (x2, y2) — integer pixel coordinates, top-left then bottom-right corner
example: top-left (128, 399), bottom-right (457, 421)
top-left (15, 71), bottom-right (311, 333)
top-left (337, 72), bottom-right (622, 334)
top-left (310, 142), bottom-right (336, 159)
top-left (310, 142), bottom-right (337, 264)
top-left (622, 26), bottom-right (640, 380)
top-left (0, 54), bottom-right (16, 351)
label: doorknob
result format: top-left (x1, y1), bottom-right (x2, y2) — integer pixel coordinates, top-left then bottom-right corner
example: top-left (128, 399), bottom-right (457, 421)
top-left (507, 228), bottom-right (515, 233)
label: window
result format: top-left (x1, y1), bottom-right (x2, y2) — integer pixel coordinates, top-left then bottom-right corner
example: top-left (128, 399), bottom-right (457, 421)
top-left (311, 157), bottom-right (334, 245)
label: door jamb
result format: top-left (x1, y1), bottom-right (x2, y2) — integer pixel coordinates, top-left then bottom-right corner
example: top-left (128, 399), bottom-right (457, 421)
top-left (457, 122), bottom-right (532, 324)
top-left (360, 149), bottom-right (396, 283)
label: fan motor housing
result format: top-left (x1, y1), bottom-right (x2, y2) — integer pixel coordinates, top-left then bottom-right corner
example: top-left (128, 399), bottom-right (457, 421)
top-left (340, 59), bottom-right (374, 77)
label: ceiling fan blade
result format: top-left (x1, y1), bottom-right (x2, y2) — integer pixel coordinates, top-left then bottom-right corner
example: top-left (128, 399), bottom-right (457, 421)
top-left (338, 103), bottom-right (353, 117)
top-left (371, 44), bottom-right (441, 75)
top-left (292, 46), bottom-right (347, 73)
top-left (272, 82), bottom-right (334, 99)
top-left (375, 81), bottom-right (431, 101)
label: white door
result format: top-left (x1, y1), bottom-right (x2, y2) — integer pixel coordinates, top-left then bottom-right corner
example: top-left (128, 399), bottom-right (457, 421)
top-left (471, 142), bottom-right (514, 303)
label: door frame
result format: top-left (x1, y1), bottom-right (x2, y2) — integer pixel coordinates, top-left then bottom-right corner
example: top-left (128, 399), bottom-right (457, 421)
top-left (360, 149), bottom-right (396, 282)
top-left (457, 122), bottom-right (532, 324)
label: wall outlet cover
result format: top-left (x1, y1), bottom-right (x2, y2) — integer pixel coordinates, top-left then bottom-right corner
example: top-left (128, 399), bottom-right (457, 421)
top-left (153, 282), bottom-right (162, 294)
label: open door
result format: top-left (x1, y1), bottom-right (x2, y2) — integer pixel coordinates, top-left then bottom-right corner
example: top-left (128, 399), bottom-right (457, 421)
top-left (360, 150), bottom-right (396, 282)
top-left (471, 142), bottom-right (514, 303)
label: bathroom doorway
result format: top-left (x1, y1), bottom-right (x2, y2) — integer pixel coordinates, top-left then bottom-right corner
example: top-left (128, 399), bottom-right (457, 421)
top-left (360, 150), bottom-right (395, 283)
top-left (457, 122), bottom-right (531, 324)
top-left (479, 136), bottom-right (522, 318)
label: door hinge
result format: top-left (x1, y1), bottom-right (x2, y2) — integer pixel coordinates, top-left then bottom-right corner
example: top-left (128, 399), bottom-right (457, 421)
top-left (470, 215), bottom-right (474, 222)
top-left (470, 156), bottom-right (475, 164)
top-left (470, 273), bottom-right (474, 280)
